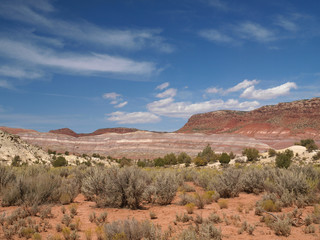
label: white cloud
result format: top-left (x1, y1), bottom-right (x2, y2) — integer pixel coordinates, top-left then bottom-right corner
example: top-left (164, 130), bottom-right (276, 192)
top-left (199, 29), bottom-right (233, 43)
top-left (236, 22), bottom-right (276, 42)
top-left (240, 82), bottom-right (297, 100)
top-left (107, 111), bottom-right (160, 124)
top-left (0, 80), bottom-right (15, 90)
top-left (115, 101), bottom-right (128, 108)
top-left (206, 0), bottom-right (228, 11)
top-left (275, 16), bottom-right (298, 32)
top-left (147, 97), bottom-right (259, 118)
top-left (156, 82), bottom-right (170, 90)
top-left (103, 92), bottom-right (121, 100)
top-left (156, 88), bottom-right (177, 98)
top-left (225, 79), bottom-right (259, 93)
top-left (0, 0), bottom-right (173, 53)
top-left (0, 39), bottom-right (156, 76)
top-left (0, 66), bottom-right (44, 79)
top-left (205, 87), bottom-right (220, 94)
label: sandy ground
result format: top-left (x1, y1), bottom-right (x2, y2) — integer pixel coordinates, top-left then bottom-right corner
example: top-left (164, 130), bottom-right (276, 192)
top-left (0, 182), bottom-right (319, 240)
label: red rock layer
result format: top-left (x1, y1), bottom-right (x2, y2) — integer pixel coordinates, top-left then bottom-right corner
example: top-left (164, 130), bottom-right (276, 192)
top-left (177, 98), bottom-right (320, 140)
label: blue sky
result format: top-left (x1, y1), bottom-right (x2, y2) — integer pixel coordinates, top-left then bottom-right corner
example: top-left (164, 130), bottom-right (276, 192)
top-left (0, 0), bottom-right (319, 133)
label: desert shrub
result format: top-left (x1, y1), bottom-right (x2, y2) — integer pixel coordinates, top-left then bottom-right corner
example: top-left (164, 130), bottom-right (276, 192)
top-left (313, 152), bottom-right (320, 160)
top-left (103, 218), bottom-right (162, 240)
top-left (242, 148), bottom-right (259, 161)
top-left (193, 193), bottom-right (205, 209)
top-left (219, 153), bottom-right (230, 165)
top-left (209, 167), bottom-right (242, 198)
top-left (52, 156), bottom-right (68, 167)
top-left (11, 155), bottom-right (22, 167)
top-left (185, 203), bottom-right (195, 214)
top-left (240, 167), bottom-right (267, 194)
top-left (149, 211), bottom-right (157, 219)
top-left (217, 199), bottom-right (228, 209)
top-left (268, 148), bottom-right (276, 157)
top-left (177, 152), bottom-right (192, 166)
top-left (199, 223), bottom-right (222, 240)
top-left (59, 178), bottom-right (79, 204)
top-left (178, 192), bottom-right (194, 206)
top-left (1, 173), bottom-right (61, 206)
top-left (304, 224), bottom-right (315, 234)
top-left (207, 213), bottom-right (222, 223)
top-left (176, 212), bottom-right (192, 223)
top-left (0, 165), bottom-right (15, 191)
top-left (81, 167), bottom-right (107, 200)
top-left (261, 199), bottom-right (281, 212)
top-left (299, 139), bottom-right (318, 152)
top-left (154, 171), bottom-right (178, 205)
top-left (275, 150), bottom-right (293, 168)
top-left (94, 166), bottom-right (150, 209)
top-left (272, 218), bottom-right (291, 236)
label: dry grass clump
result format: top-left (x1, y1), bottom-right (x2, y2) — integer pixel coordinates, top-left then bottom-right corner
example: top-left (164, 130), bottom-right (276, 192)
top-left (217, 199), bottom-right (228, 209)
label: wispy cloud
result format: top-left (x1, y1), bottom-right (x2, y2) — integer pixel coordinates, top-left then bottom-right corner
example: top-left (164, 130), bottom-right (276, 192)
top-left (236, 22), bottom-right (276, 42)
top-left (0, 0), bottom-right (173, 53)
top-left (198, 29), bottom-right (233, 43)
top-left (156, 88), bottom-right (177, 98)
top-left (274, 16), bottom-right (298, 32)
top-left (206, 0), bottom-right (229, 11)
top-left (240, 82), bottom-right (297, 100)
top-left (0, 39), bottom-right (157, 76)
top-left (0, 80), bottom-right (15, 90)
top-left (147, 97), bottom-right (259, 118)
top-left (156, 82), bottom-right (170, 90)
top-left (0, 66), bottom-right (44, 79)
top-left (103, 92), bottom-right (122, 100)
top-left (115, 101), bottom-right (128, 108)
top-left (225, 79), bottom-right (259, 93)
top-left (103, 92), bottom-right (128, 108)
top-left (107, 111), bottom-right (161, 124)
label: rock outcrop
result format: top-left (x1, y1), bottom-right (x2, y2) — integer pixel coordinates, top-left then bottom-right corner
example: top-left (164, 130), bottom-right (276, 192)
top-left (49, 127), bottom-right (139, 137)
top-left (0, 130), bottom-right (51, 165)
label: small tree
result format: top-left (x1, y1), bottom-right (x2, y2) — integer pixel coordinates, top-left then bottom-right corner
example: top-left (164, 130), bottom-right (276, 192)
top-left (52, 156), bottom-right (68, 167)
top-left (193, 156), bottom-right (207, 167)
top-left (299, 139), bottom-right (318, 152)
top-left (11, 155), bottom-right (21, 167)
top-left (177, 152), bottom-right (192, 166)
top-left (275, 149), bottom-right (293, 168)
top-left (163, 153), bottom-right (177, 165)
top-left (198, 144), bottom-right (218, 162)
top-left (154, 157), bottom-right (165, 167)
top-left (268, 148), bottom-right (277, 157)
top-left (219, 153), bottom-right (230, 165)
top-left (242, 148), bottom-right (259, 161)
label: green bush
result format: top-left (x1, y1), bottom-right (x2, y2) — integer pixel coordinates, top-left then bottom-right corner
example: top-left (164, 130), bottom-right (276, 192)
top-left (268, 148), bottom-right (277, 157)
top-left (299, 139), bottom-right (318, 152)
top-left (193, 156), bottom-right (208, 166)
top-left (163, 153), bottom-right (177, 165)
top-left (275, 149), bottom-right (293, 168)
top-left (177, 152), bottom-right (192, 166)
top-left (52, 156), bottom-right (68, 167)
top-left (154, 157), bottom-right (165, 167)
top-left (219, 153), bottom-right (230, 165)
top-left (242, 148), bottom-right (259, 161)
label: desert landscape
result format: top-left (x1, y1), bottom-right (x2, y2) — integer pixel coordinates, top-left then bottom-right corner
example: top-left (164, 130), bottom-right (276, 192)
top-left (1, 1), bottom-right (320, 239)
top-left (1, 98), bottom-right (320, 239)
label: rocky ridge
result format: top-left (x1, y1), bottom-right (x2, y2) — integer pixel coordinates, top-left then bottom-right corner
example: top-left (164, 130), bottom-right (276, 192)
top-left (178, 98), bottom-right (320, 141)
